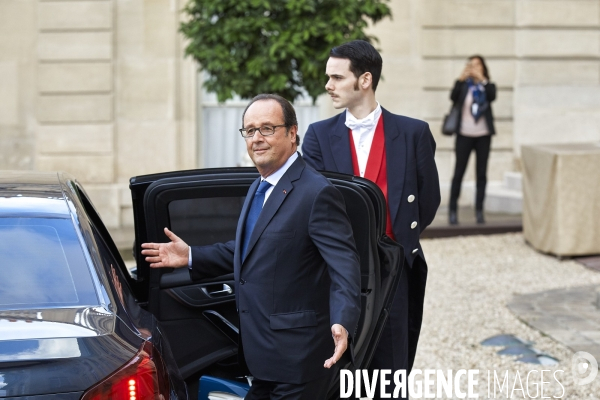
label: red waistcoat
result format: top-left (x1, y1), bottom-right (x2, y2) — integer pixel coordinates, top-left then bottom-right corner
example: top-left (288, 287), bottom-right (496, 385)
top-left (348, 115), bottom-right (396, 240)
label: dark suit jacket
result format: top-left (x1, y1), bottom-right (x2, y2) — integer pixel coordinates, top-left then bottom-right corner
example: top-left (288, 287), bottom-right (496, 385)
top-left (302, 108), bottom-right (441, 267)
top-left (189, 155), bottom-right (361, 384)
top-left (450, 80), bottom-right (497, 135)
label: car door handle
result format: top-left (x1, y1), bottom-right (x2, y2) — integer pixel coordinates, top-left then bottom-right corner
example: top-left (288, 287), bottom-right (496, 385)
top-left (166, 280), bottom-right (236, 307)
top-left (202, 284), bottom-right (233, 297)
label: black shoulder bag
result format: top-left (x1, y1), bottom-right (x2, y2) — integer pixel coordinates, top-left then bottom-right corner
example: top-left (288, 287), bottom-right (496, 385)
top-left (441, 104), bottom-right (460, 136)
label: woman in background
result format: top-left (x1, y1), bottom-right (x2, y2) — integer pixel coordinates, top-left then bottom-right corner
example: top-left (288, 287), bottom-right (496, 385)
top-left (448, 55), bottom-right (496, 225)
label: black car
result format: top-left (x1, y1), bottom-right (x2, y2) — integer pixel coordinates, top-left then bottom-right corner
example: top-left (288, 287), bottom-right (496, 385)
top-left (0, 168), bottom-right (404, 399)
top-left (0, 171), bottom-right (186, 399)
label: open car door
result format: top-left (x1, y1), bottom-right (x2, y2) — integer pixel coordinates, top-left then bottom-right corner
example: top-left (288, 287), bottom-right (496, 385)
top-left (130, 167), bottom-right (404, 398)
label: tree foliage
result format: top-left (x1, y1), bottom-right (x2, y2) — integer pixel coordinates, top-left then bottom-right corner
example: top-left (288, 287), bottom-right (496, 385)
top-left (180, 0), bottom-right (391, 103)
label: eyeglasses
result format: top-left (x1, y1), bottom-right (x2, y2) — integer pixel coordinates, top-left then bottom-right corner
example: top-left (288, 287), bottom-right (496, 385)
top-left (239, 124), bottom-right (288, 138)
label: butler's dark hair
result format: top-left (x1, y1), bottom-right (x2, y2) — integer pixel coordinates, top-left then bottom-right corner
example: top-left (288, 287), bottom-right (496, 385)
top-left (330, 40), bottom-right (383, 91)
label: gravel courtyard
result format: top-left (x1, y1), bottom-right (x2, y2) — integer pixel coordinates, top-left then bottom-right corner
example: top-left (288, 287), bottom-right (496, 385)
top-left (414, 233), bottom-right (600, 399)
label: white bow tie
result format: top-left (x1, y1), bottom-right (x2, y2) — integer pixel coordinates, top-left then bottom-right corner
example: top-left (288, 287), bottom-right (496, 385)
top-left (345, 114), bottom-right (376, 132)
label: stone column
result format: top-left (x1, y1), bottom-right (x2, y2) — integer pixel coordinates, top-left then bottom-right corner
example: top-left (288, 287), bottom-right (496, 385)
top-left (36, 0), bottom-right (118, 226)
top-left (0, 0), bottom-right (37, 171)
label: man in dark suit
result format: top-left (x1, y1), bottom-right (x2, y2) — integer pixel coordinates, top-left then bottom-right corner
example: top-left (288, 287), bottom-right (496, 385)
top-left (142, 94), bottom-right (361, 399)
top-left (302, 41), bottom-right (440, 387)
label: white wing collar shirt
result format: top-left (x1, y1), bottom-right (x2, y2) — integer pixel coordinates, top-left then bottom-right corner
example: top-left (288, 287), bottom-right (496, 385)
top-left (345, 103), bottom-right (382, 177)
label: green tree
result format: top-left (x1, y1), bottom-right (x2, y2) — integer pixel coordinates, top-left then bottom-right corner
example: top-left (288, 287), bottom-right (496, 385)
top-left (180, 0), bottom-right (391, 103)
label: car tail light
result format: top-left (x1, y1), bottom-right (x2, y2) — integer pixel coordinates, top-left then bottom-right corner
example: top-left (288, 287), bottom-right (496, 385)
top-left (80, 341), bottom-right (170, 400)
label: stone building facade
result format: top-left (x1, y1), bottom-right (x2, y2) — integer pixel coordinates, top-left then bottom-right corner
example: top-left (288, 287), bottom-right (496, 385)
top-left (1, 0), bottom-right (599, 236)
top-left (370, 0), bottom-right (600, 208)
top-left (1, 0), bottom-right (196, 236)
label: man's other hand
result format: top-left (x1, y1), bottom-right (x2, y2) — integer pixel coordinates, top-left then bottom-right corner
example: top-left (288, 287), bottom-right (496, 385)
top-left (141, 227), bottom-right (189, 268)
top-left (324, 323), bottom-right (348, 368)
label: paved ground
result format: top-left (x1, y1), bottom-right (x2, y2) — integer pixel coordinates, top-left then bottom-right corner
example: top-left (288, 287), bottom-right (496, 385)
top-left (116, 210), bottom-right (600, 398)
top-left (509, 286), bottom-right (600, 361)
top-left (415, 233), bottom-right (600, 399)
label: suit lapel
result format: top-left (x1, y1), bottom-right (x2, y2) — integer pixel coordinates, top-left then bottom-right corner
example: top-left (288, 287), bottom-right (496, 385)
top-left (330, 113), bottom-right (354, 174)
top-left (382, 107), bottom-right (406, 228)
top-left (242, 157), bottom-right (303, 264)
top-left (236, 178), bottom-right (259, 267)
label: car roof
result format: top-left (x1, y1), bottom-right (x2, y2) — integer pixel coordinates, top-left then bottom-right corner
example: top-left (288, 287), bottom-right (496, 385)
top-left (0, 171), bottom-right (75, 217)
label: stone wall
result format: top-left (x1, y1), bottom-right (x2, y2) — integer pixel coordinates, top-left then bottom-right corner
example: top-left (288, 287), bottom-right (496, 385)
top-left (0, 0), bottom-right (37, 171)
top-left (1, 0), bottom-right (599, 230)
top-left (37, 0), bottom-right (117, 226)
top-left (334, 0), bottom-right (600, 207)
top-left (0, 0), bottom-right (196, 233)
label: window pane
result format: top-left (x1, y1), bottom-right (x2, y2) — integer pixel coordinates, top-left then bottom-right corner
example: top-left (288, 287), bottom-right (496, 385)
top-left (168, 196), bottom-right (246, 246)
top-left (0, 218), bottom-right (99, 310)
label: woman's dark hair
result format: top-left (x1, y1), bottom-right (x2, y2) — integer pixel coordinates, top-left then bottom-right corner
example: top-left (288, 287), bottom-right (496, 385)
top-left (469, 55), bottom-right (490, 80)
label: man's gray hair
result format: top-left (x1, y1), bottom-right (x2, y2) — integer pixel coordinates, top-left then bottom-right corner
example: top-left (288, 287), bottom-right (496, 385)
top-left (242, 94), bottom-right (300, 146)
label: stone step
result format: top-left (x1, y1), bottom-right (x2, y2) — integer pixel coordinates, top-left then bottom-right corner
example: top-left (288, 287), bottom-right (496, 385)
top-left (485, 184), bottom-right (522, 214)
top-left (504, 171), bottom-right (522, 192)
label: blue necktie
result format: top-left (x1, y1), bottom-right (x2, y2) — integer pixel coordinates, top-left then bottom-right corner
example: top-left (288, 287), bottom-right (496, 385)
top-left (241, 180), bottom-right (272, 259)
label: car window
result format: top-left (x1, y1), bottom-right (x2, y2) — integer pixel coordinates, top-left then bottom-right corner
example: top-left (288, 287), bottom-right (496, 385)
top-left (73, 184), bottom-right (138, 282)
top-left (168, 196), bottom-right (245, 246)
top-left (0, 217), bottom-right (99, 310)
top-left (90, 225), bottom-right (137, 310)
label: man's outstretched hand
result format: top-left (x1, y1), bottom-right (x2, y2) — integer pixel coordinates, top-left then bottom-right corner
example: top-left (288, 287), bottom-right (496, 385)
top-left (324, 323), bottom-right (348, 369)
top-left (141, 227), bottom-right (189, 268)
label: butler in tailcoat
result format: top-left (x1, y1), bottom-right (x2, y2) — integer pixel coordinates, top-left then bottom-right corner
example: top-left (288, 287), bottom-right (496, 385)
top-left (302, 41), bottom-right (440, 392)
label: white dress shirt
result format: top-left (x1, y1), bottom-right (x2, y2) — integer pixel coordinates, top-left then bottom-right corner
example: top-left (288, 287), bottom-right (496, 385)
top-left (345, 103), bottom-right (382, 177)
top-left (188, 152), bottom-right (299, 265)
top-left (262, 151), bottom-right (298, 203)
